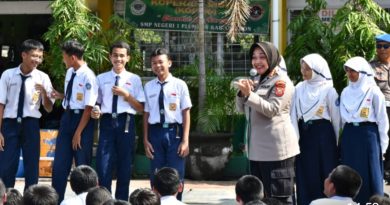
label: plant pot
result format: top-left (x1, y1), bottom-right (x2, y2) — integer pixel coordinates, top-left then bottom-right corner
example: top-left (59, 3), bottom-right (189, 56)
top-left (185, 132), bottom-right (232, 180)
top-left (222, 154), bottom-right (249, 178)
top-left (133, 154), bottom-right (150, 178)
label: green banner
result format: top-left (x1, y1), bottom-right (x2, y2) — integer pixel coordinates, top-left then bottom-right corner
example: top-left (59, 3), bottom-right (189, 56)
top-left (125, 0), bottom-right (269, 34)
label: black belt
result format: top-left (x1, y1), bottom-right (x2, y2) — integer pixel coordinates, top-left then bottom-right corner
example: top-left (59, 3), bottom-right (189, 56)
top-left (65, 109), bottom-right (83, 114)
top-left (346, 122), bottom-right (376, 127)
top-left (102, 113), bottom-right (134, 119)
top-left (299, 119), bottom-right (329, 125)
top-left (150, 123), bottom-right (180, 128)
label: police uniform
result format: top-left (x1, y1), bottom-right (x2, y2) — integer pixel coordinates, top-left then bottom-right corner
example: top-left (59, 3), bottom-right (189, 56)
top-left (340, 57), bottom-right (389, 204)
top-left (52, 64), bottom-right (98, 202)
top-left (290, 54), bottom-right (340, 205)
top-left (0, 65), bottom-right (54, 189)
top-left (144, 74), bottom-right (192, 187)
top-left (95, 69), bottom-right (145, 200)
top-left (236, 67), bottom-right (300, 204)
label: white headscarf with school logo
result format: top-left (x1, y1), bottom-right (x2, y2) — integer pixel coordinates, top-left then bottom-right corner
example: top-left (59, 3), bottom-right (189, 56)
top-left (296, 53), bottom-right (333, 121)
top-left (341, 56), bottom-right (376, 116)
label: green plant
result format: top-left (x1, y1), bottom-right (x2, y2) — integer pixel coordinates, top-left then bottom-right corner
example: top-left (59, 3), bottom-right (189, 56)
top-left (285, 0), bottom-right (390, 92)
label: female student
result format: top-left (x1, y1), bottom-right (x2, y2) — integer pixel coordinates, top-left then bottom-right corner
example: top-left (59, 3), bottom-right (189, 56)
top-left (340, 56), bottom-right (389, 204)
top-left (291, 54), bottom-right (340, 205)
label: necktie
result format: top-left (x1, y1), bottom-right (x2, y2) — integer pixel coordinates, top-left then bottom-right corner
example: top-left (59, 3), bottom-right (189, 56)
top-left (112, 75), bottom-right (120, 115)
top-left (17, 74), bottom-right (29, 123)
top-left (65, 72), bottom-right (76, 109)
top-left (159, 82), bottom-right (166, 124)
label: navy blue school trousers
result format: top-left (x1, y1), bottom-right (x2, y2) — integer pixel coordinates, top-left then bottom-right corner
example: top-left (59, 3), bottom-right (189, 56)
top-left (340, 122), bottom-right (383, 204)
top-left (148, 123), bottom-right (185, 199)
top-left (0, 117), bottom-right (40, 190)
top-left (296, 119), bottom-right (339, 205)
top-left (52, 110), bottom-right (95, 203)
top-left (96, 113), bottom-right (135, 201)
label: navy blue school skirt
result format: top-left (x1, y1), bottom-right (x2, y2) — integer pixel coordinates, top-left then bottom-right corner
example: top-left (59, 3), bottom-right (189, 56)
top-left (340, 122), bottom-right (383, 204)
top-left (296, 119), bottom-right (339, 205)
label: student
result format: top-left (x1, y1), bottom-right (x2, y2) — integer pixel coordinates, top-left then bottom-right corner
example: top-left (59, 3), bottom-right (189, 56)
top-left (152, 167), bottom-right (186, 205)
top-left (86, 186), bottom-right (112, 205)
top-left (291, 53), bottom-right (340, 205)
top-left (339, 56), bottom-right (389, 204)
top-left (0, 39), bottom-right (54, 189)
top-left (91, 41), bottom-right (145, 200)
top-left (23, 184), bottom-right (59, 205)
top-left (235, 42), bottom-right (299, 205)
top-left (60, 165), bottom-right (98, 205)
top-left (102, 199), bottom-right (129, 205)
top-left (4, 188), bottom-right (22, 205)
top-left (369, 195), bottom-right (390, 205)
top-left (310, 165), bottom-right (362, 205)
top-left (51, 39), bottom-right (98, 203)
top-left (0, 179), bottom-right (5, 205)
top-left (370, 33), bottom-right (390, 183)
top-left (143, 48), bottom-right (192, 200)
top-left (235, 175), bottom-right (264, 205)
top-left (129, 188), bottom-right (160, 205)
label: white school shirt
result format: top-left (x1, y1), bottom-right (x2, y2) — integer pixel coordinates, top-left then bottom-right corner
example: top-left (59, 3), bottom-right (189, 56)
top-left (144, 74), bottom-right (192, 124)
top-left (291, 83), bottom-right (341, 140)
top-left (161, 196), bottom-right (187, 205)
top-left (340, 86), bottom-right (389, 153)
top-left (0, 66), bottom-right (54, 118)
top-left (62, 64), bottom-right (98, 109)
top-left (60, 192), bottom-right (87, 205)
top-left (96, 69), bottom-right (145, 114)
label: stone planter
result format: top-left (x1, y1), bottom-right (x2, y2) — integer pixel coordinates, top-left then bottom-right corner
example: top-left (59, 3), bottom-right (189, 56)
top-left (185, 132), bottom-right (233, 180)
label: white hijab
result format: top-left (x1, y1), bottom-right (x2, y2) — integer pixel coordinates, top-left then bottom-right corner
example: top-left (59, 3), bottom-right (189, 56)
top-left (341, 56), bottom-right (376, 115)
top-left (296, 53), bottom-right (333, 121)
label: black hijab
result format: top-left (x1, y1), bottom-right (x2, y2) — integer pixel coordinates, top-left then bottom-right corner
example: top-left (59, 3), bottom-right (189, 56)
top-left (249, 42), bottom-right (281, 82)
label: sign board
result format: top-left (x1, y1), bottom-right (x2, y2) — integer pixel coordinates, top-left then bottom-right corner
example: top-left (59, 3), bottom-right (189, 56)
top-left (125, 0), bottom-right (270, 34)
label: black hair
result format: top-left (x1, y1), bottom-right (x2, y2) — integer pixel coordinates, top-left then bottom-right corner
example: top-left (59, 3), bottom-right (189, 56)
top-left (0, 179), bottom-right (5, 204)
top-left (235, 175), bottom-right (264, 204)
top-left (330, 165), bottom-right (362, 198)
top-left (23, 184), bottom-right (58, 205)
top-left (70, 165), bottom-right (98, 195)
top-left (153, 167), bottom-right (180, 196)
top-left (102, 199), bottom-right (130, 205)
top-left (369, 195), bottom-right (390, 205)
top-left (150, 48), bottom-right (171, 61)
top-left (61, 39), bottom-right (84, 59)
top-left (245, 199), bottom-right (267, 205)
top-left (129, 188), bottom-right (160, 205)
top-left (4, 188), bottom-right (22, 205)
top-left (110, 41), bottom-right (131, 55)
top-left (86, 186), bottom-right (112, 205)
top-left (261, 197), bottom-right (283, 205)
top-left (20, 39), bottom-right (44, 53)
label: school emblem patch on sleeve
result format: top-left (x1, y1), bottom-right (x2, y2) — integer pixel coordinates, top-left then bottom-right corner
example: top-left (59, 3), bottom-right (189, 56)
top-left (86, 83), bottom-right (91, 90)
top-left (275, 80), bottom-right (286, 97)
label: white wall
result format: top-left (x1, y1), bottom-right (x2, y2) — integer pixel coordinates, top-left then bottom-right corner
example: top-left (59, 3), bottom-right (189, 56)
top-left (288, 0), bottom-right (390, 9)
top-left (0, 1), bottom-right (51, 14)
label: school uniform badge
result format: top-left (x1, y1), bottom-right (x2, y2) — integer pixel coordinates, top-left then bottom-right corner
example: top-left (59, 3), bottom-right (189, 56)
top-left (86, 83), bottom-right (91, 90)
top-left (274, 80), bottom-right (286, 97)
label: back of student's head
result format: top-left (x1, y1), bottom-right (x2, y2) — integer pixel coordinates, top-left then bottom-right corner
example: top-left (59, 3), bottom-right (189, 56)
top-left (245, 200), bottom-right (266, 205)
top-left (261, 197), bottom-right (282, 205)
top-left (21, 39), bottom-right (44, 53)
top-left (23, 184), bottom-right (58, 205)
top-left (153, 167), bottom-right (180, 197)
top-left (102, 199), bottom-right (130, 205)
top-left (4, 188), bottom-right (22, 205)
top-left (0, 179), bottom-right (6, 205)
top-left (110, 41), bottom-right (131, 55)
top-left (70, 165), bottom-right (98, 195)
top-left (86, 186), bottom-right (112, 205)
top-left (61, 39), bottom-right (84, 59)
top-left (129, 188), bottom-right (160, 205)
top-left (235, 175), bottom-right (264, 204)
top-left (330, 165), bottom-right (362, 198)
top-left (150, 48), bottom-right (171, 60)
top-left (369, 195), bottom-right (390, 205)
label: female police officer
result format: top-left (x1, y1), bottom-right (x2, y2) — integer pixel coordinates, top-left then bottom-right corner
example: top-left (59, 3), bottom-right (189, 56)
top-left (235, 42), bottom-right (299, 204)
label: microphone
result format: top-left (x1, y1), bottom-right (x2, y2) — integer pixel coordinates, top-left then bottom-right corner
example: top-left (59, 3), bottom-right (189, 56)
top-left (249, 68), bottom-right (258, 81)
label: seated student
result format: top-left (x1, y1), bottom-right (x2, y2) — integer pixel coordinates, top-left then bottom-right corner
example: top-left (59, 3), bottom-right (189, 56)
top-left (369, 195), bottom-right (390, 205)
top-left (261, 198), bottom-right (282, 205)
top-left (0, 179), bottom-right (5, 205)
top-left (245, 200), bottom-right (266, 205)
top-left (86, 186), bottom-right (112, 205)
top-left (310, 165), bottom-right (362, 205)
top-left (152, 167), bottom-right (186, 205)
top-left (129, 188), bottom-right (160, 205)
top-left (23, 184), bottom-right (59, 205)
top-left (4, 188), bottom-right (22, 205)
top-left (61, 165), bottom-right (98, 205)
top-left (102, 199), bottom-right (129, 205)
top-left (235, 175), bottom-right (264, 205)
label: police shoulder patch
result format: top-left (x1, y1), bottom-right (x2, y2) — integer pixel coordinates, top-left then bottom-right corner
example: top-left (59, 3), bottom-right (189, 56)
top-left (274, 80), bottom-right (286, 97)
top-left (86, 83), bottom-right (92, 90)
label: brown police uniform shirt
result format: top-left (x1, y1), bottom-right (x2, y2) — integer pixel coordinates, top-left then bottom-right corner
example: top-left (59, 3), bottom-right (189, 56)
top-left (371, 60), bottom-right (390, 101)
top-left (236, 70), bottom-right (300, 161)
